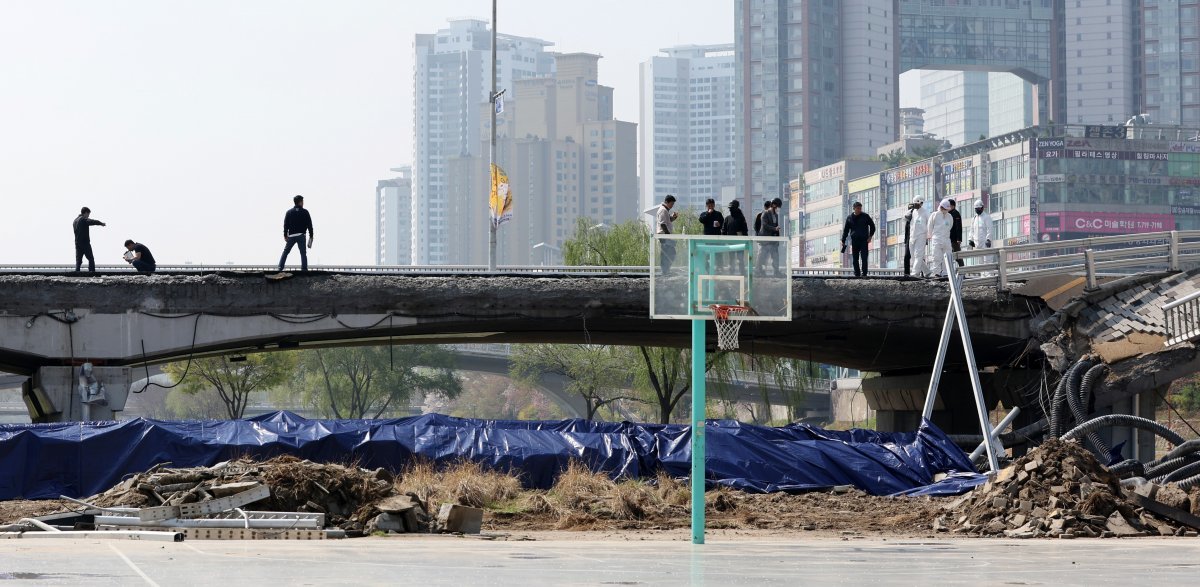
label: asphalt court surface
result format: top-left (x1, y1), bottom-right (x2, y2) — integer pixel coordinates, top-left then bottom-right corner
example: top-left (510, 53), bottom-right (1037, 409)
top-left (2, 535), bottom-right (1200, 586)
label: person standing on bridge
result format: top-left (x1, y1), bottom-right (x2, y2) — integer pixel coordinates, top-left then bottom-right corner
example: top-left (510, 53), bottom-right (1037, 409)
top-left (756, 199), bottom-right (782, 277)
top-left (927, 198), bottom-right (955, 278)
top-left (969, 199), bottom-right (992, 251)
top-left (279, 195), bottom-right (314, 272)
top-left (948, 198), bottom-right (965, 268)
top-left (722, 199), bottom-right (748, 273)
top-left (655, 194), bottom-right (678, 272)
top-left (904, 195), bottom-right (929, 278)
top-left (840, 201), bottom-right (876, 278)
top-left (699, 198), bottom-right (724, 236)
top-left (123, 240), bottom-right (157, 273)
top-left (72, 207), bottom-right (106, 272)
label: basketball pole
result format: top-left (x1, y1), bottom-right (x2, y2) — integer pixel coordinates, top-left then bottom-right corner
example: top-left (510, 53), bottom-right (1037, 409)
top-left (691, 318), bottom-right (706, 545)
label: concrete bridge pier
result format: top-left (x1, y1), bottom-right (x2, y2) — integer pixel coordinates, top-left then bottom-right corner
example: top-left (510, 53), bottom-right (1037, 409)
top-left (1087, 389), bottom-right (1160, 462)
top-left (23, 366), bottom-right (131, 423)
top-left (862, 370), bottom-right (1041, 437)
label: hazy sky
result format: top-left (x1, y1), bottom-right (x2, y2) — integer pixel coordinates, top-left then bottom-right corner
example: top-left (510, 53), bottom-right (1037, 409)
top-left (0, 1), bottom-right (919, 266)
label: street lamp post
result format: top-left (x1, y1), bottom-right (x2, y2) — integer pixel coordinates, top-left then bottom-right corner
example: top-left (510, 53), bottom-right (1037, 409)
top-left (488, 0), bottom-right (499, 271)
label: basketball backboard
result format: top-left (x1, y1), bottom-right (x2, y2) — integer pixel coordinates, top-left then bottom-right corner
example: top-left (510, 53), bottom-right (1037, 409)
top-left (649, 235), bottom-right (792, 321)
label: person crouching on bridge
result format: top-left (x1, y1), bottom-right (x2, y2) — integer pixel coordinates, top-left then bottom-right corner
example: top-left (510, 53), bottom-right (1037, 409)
top-left (123, 240), bottom-right (156, 273)
top-left (279, 195), bottom-right (314, 272)
top-left (840, 201), bottom-right (876, 278)
top-left (926, 199), bottom-right (955, 278)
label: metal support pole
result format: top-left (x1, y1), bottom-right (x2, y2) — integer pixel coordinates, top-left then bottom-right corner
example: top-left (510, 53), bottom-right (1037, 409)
top-left (969, 405), bottom-right (1020, 463)
top-left (1084, 249), bottom-right (1097, 291)
top-left (1169, 230), bottom-right (1181, 272)
top-left (922, 275), bottom-right (960, 420)
top-left (996, 248), bottom-right (1008, 290)
top-left (690, 318), bottom-right (706, 545)
top-left (487, 0), bottom-right (498, 271)
top-left (945, 253), bottom-right (1002, 474)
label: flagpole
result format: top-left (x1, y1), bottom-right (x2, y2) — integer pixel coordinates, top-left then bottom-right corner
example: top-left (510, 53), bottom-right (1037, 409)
top-left (487, 0), bottom-right (498, 271)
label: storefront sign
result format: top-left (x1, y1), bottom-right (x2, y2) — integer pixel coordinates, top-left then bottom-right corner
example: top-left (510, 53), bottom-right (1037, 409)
top-left (884, 161), bottom-right (933, 184)
top-left (1041, 212), bottom-right (1175, 234)
top-left (1170, 141), bottom-right (1200, 154)
top-left (1067, 149), bottom-right (1169, 161)
top-left (1084, 125), bottom-right (1128, 139)
top-left (1172, 206), bottom-right (1200, 215)
top-left (1038, 174), bottom-right (1065, 183)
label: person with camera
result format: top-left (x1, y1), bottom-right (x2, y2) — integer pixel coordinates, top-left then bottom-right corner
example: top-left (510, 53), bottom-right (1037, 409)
top-left (904, 195), bottom-right (929, 277)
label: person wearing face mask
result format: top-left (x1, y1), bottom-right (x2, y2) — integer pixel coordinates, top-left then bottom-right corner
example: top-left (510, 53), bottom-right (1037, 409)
top-left (926, 198), bottom-right (955, 278)
top-left (969, 199), bottom-right (992, 251)
top-left (904, 195), bottom-right (929, 278)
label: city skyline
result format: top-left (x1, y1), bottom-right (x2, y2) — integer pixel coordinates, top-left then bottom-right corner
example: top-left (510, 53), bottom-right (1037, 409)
top-left (0, 1), bottom-right (732, 266)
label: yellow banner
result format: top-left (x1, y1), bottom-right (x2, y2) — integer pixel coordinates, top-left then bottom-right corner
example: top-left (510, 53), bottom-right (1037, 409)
top-left (489, 163), bottom-right (512, 227)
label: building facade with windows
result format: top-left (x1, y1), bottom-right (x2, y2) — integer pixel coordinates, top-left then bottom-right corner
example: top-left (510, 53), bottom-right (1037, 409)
top-left (801, 124), bottom-right (1200, 271)
top-left (639, 44), bottom-right (737, 214)
top-left (412, 20), bottom-right (555, 265)
top-left (376, 166), bottom-right (413, 265)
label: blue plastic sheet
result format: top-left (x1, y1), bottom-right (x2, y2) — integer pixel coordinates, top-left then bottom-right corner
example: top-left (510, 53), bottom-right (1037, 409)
top-left (0, 413), bottom-right (976, 500)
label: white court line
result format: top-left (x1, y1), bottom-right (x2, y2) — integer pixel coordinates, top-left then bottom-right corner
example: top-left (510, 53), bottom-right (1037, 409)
top-left (107, 543), bottom-right (161, 587)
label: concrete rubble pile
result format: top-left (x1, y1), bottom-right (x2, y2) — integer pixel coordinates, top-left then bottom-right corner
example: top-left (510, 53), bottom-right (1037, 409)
top-left (77, 455), bottom-right (444, 537)
top-left (936, 439), bottom-right (1200, 538)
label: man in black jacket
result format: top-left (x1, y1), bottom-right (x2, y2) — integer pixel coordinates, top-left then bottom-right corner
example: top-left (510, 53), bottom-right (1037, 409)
top-left (840, 201), bottom-right (877, 277)
top-left (72, 206), bottom-right (107, 272)
top-left (279, 195), bottom-right (314, 271)
top-left (948, 199), bottom-right (965, 267)
top-left (699, 198), bottom-right (724, 236)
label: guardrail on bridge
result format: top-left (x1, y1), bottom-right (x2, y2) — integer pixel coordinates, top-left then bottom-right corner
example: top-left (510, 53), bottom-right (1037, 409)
top-left (956, 229), bottom-right (1200, 290)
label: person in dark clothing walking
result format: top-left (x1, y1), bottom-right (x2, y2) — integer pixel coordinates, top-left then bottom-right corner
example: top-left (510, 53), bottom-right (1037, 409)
top-left (840, 201), bottom-right (877, 277)
top-left (123, 239), bottom-right (157, 273)
top-left (72, 207), bottom-right (106, 272)
top-left (699, 198), bottom-right (724, 236)
top-left (279, 195), bottom-right (314, 271)
top-left (948, 199), bottom-right (964, 267)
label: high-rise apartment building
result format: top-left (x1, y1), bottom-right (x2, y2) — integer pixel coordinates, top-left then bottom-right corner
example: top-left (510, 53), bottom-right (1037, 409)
top-left (918, 71), bottom-right (1033, 147)
top-left (376, 166), bottom-right (412, 265)
top-left (447, 53), bottom-right (638, 266)
top-left (735, 0), bottom-right (898, 203)
top-left (1062, 0), bottom-right (1140, 125)
top-left (412, 19), bottom-right (554, 265)
top-left (1141, 1), bottom-right (1200, 126)
top-left (920, 70), bottom-right (990, 147)
top-left (639, 44), bottom-right (737, 213)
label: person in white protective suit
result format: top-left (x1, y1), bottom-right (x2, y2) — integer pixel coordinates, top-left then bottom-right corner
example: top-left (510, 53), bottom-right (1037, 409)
top-left (969, 199), bottom-right (992, 250)
top-left (905, 195), bottom-right (930, 277)
top-left (926, 198), bottom-right (955, 277)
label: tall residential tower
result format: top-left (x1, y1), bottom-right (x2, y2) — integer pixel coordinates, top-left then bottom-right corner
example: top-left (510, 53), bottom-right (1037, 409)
top-left (639, 44), bottom-right (738, 212)
top-left (412, 19), bottom-right (554, 265)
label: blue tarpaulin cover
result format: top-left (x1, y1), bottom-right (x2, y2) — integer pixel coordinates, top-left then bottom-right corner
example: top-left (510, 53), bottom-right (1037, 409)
top-left (0, 413), bottom-right (979, 500)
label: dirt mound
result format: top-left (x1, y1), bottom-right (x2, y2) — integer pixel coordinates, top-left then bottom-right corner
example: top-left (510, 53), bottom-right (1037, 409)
top-left (939, 439), bottom-right (1200, 538)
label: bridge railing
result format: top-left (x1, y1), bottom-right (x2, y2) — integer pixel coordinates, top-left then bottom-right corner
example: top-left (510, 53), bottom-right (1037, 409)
top-left (956, 230), bottom-right (1200, 289)
top-left (0, 263), bottom-right (908, 278)
top-left (1165, 290), bottom-right (1200, 347)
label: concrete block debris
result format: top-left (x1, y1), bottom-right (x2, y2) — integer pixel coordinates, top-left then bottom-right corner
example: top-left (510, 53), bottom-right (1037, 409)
top-left (438, 504), bottom-right (484, 534)
top-left (943, 438), bottom-right (1200, 538)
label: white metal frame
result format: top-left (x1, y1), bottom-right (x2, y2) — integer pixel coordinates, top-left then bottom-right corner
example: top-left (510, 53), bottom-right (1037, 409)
top-left (922, 253), bottom-right (1002, 474)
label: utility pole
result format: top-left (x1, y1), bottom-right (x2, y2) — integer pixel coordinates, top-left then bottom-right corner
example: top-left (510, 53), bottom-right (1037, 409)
top-left (487, 0), bottom-right (499, 271)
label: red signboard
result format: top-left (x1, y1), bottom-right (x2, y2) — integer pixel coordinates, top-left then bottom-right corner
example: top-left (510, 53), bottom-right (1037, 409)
top-left (1040, 212), bottom-right (1175, 235)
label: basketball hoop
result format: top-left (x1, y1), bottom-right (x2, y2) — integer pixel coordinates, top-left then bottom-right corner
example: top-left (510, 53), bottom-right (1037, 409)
top-left (710, 304), bottom-right (750, 350)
